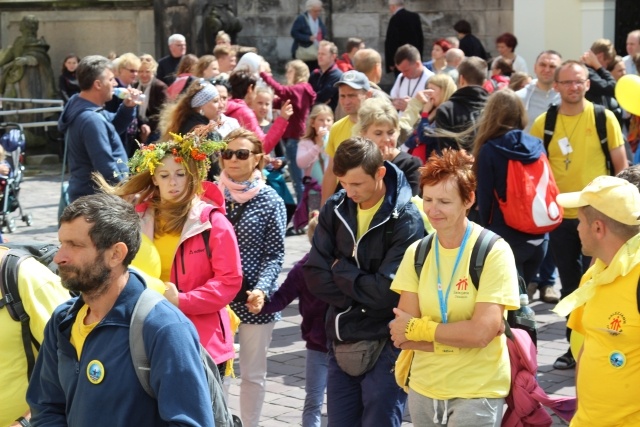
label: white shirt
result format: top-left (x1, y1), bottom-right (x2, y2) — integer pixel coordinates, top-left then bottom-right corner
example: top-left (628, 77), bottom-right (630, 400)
top-left (390, 67), bottom-right (434, 100)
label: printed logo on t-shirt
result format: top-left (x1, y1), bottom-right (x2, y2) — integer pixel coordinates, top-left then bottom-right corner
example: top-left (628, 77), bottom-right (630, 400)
top-left (606, 311), bottom-right (626, 335)
top-left (453, 277), bottom-right (471, 298)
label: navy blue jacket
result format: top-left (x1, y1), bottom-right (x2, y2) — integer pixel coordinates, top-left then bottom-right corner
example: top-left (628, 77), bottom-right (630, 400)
top-left (290, 12), bottom-right (328, 59)
top-left (27, 272), bottom-right (214, 426)
top-left (309, 64), bottom-right (342, 111)
top-left (58, 94), bottom-right (133, 202)
top-left (303, 162), bottom-right (424, 342)
top-left (475, 129), bottom-right (547, 243)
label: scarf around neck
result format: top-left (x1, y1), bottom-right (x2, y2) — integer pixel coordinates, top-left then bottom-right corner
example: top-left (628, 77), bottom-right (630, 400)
top-left (218, 169), bottom-right (264, 204)
top-left (553, 233), bottom-right (640, 317)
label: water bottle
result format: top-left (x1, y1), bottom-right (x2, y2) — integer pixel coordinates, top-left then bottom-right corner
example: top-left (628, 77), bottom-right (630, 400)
top-left (113, 87), bottom-right (146, 103)
top-left (514, 293), bottom-right (536, 328)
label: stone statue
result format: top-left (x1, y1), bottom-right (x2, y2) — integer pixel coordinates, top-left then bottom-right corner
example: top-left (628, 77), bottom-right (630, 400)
top-left (0, 15), bottom-right (57, 101)
top-left (204, 4), bottom-right (243, 53)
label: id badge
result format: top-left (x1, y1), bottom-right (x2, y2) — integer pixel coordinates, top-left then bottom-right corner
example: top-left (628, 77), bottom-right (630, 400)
top-left (434, 342), bottom-right (460, 355)
top-left (557, 137), bottom-right (573, 155)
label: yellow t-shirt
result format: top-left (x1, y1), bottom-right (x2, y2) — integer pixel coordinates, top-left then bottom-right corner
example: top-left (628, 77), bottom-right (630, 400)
top-left (130, 233), bottom-right (166, 294)
top-left (568, 263), bottom-right (640, 426)
top-left (390, 224), bottom-right (520, 399)
top-left (529, 102), bottom-right (624, 219)
top-left (0, 257), bottom-right (70, 425)
top-left (356, 196), bottom-right (384, 240)
top-left (326, 116), bottom-right (356, 157)
top-left (154, 232), bottom-right (181, 282)
top-left (70, 304), bottom-right (99, 360)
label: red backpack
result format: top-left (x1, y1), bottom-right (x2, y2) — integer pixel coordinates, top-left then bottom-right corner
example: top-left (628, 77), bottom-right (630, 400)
top-left (496, 154), bottom-right (563, 234)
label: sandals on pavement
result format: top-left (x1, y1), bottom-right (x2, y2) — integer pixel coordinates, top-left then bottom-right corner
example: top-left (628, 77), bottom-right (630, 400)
top-left (553, 351), bottom-right (576, 370)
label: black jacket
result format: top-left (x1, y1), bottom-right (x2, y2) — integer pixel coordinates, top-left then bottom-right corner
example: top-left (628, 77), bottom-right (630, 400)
top-left (435, 85), bottom-right (489, 152)
top-left (458, 33), bottom-right (489, 60)
top-left (303, 161), bottom-right (424, 342)
top-left (586, 66), bottom-right (623, 126)
top-left (385, 8), bottom-right (424, 72)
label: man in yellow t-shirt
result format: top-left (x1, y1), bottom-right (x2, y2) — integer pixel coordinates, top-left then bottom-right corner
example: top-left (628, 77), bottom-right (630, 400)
top-left (321, 70), bottom-right (371, 204)
top-left (0, 248), bottom-right (70, 427)
top-left (529, 60), bottom-right (627, 370)
top-left (553, 176), bottom-right (640, 426)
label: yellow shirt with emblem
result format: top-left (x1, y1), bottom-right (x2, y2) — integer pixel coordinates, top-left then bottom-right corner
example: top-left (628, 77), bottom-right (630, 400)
top-left (529, 101), bottom-right (624, 219)
top-left (326, 116), bottom-right (356, 157)
top-left (391, 223), bottom-right (520, 399)
top-left (356, 196), bottom-right (384, 240)
top-left (568, 263), bottom-right (640, 426)
top-left (0, 257), bottom-right (70, 426)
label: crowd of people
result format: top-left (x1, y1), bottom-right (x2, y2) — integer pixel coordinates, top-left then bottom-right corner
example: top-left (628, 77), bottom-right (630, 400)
top-left (4, 0), bottom-right (640, 426)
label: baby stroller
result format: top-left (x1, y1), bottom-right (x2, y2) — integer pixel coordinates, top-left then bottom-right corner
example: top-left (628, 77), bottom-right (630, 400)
top-left (0, 123), bottom-right (32, 233)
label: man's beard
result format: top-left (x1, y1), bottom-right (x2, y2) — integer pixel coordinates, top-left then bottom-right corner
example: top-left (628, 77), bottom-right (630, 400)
top-left (59, 255), bottom-right (111, 298)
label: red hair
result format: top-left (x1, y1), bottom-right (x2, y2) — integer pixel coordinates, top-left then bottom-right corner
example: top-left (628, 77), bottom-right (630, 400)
top-left (420, 149), bottom-right (476, 204)
top-left (433, 38), bottom-right (452, 53)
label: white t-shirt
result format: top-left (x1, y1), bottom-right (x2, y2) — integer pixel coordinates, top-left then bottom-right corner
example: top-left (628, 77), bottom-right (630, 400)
top-left (390, 67), bottom-right (434, 100)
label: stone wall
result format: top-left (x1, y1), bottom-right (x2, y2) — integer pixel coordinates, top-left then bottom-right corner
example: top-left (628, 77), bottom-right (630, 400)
top-left (235, 0), bottom-right (514, 74)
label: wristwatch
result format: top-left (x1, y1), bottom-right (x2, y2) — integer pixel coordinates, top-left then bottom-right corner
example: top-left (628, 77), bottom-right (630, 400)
top-left (16, 417), bottom-right (31, 427)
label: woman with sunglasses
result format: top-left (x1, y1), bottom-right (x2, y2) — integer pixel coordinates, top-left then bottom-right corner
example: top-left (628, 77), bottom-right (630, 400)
top-left (98, 128), bottom-right (243, 382)
top-left (218, 128), bottom-right (287, 427)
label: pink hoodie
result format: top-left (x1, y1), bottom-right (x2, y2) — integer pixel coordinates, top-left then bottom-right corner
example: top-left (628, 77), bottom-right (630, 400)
top-left (225, 98), bottom-right (288, 154)
top-left (136, 181), bottom-right (243, 364)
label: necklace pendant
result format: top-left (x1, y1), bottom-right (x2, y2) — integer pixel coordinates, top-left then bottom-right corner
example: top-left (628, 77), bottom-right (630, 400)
top-left (565, 157), bottom-right (571, 170)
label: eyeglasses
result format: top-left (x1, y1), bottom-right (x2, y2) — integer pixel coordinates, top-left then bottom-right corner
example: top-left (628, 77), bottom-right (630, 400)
top-left (125, 69), bottom-right (139, 74)
top-left (221, 149), bottom-right (256, 160)
top-left (556, 79), bottom-right (586, 87)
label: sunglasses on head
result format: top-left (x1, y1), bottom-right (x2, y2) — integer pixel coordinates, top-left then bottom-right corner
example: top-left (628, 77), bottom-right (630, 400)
top-left (221, 148), bottom-right (255, 160)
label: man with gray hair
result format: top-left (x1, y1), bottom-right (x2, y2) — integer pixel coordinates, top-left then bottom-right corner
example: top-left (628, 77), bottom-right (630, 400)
top-left (157, 33), bottom-right (187, 85)
top-left (58, 55), bottom-right (137, 203)
top-left (443, 48), bottom-right (464, 84)
top-left (623, 29), bottom-right (640, 75)
top-left (385, 0), bottom-right (423, 75)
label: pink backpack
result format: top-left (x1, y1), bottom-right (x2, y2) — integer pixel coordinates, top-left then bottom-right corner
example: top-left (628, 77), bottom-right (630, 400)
top-left (502, 327), bottom-right (576, 427)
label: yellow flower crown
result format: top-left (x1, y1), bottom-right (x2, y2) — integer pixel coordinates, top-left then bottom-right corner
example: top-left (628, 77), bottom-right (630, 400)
top-left (128, 128), bottom-right (226, 180)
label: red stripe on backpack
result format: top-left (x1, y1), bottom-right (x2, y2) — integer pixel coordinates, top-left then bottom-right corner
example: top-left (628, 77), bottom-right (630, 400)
top-left (496, 154), bottom-right (563, 234)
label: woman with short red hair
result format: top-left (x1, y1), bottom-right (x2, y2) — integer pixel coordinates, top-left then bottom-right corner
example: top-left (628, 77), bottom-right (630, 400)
top-left (424, 39), bottom-right (452, 74)
top-left (495, 32), bottom-right (528, 73)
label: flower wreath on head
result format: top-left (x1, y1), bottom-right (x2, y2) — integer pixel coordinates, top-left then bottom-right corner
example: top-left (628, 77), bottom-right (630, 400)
top-left (128, 125), bottom-right (226, 180)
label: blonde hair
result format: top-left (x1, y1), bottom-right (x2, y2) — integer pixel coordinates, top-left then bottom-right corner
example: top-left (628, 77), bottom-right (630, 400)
top-left (195, 55), bottom-right (218, 77)
top-left (287, 60), bottom-right (310, 83)
top-left (355, 97), bottom-right (398, 136)
top-left (302, 104), bottom-right (333, 140)
top-left (427, 74), bottom-right (456, 106)
top-left (115, 52), bottom-right (141, 72)
top-left (93, 153), bottom-right (203, 237)
top-left (216, 31), bottom-right (231, 45)
top-left (139, 54), bottom-right (158, 74)
top-left (222, 128), bottom-right (267, 171)
top-left (158, 79), bottom-right (211, 140)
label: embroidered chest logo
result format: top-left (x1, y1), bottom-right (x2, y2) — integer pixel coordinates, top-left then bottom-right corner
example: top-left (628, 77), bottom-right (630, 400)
top-left (87, 360), bottom-right (105, 384)
top-left (189, 248), bottom-right (205, 255)
top-left (453, 277), bottom-right (470, 298)
top-left (606, 312), bottom-right (626, 335)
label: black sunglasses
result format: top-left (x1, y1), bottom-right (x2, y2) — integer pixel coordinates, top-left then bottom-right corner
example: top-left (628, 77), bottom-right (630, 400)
top-left (221, 149), bottom-right (256, 160)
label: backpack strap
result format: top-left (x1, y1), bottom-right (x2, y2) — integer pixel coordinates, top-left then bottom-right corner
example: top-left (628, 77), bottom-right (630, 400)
top-left (0, 249), bottom-right (40, 379)
top-left (468, 228), bottom-right (501, 290)
top-left (129, 288), bottom-right (165, 398)
top-left (543, 104), bottom-right (559, 152)
top-left (593, 104), bottom-right (613, 176)
top-left (413, 233), bottom-right (435, 279)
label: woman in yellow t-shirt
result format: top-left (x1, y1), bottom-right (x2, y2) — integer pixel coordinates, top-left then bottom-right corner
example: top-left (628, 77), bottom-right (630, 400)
top-left (389, 149), bottom-right (519, 426)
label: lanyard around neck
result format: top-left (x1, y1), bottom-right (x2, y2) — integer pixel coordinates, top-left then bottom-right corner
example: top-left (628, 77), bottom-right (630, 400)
top-left (435, 221), bottom-right (473, 324)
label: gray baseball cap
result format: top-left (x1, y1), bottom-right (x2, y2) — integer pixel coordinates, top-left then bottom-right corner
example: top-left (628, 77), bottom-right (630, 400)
top-left (334, 70), bottom-right (370, 90)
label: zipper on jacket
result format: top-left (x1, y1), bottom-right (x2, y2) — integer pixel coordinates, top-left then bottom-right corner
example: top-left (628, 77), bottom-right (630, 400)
top-left (334, 306), bottom-right (352, 342)
top-left (218, 311), bottom-right (226, 341)
top-left (334, 207), bottom-right (358, 267)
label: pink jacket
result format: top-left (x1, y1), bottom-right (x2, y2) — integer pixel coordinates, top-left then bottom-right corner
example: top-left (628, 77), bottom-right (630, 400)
top-left (136, 181), bottom-right (243, 364)
top-left (225, 98), bottom-right (288, 154)
top-left (296, 138), bottom-right (323, 176)
top-left (503, 328), bottom-right (576, 427)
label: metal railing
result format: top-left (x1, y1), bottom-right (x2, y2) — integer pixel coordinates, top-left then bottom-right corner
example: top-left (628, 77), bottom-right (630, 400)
top-left (0, 98), bottom-right (63, 129)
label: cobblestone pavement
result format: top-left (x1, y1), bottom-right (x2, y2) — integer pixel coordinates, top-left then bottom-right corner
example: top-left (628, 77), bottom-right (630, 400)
top-left (12, 167), bottom-right (574, 426)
